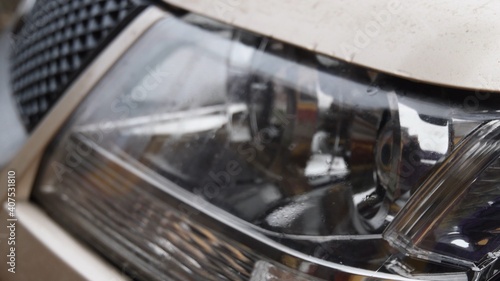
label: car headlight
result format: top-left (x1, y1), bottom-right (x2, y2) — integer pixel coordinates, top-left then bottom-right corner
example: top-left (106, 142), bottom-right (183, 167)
top-left (31, 11), bottom-right (500, 281)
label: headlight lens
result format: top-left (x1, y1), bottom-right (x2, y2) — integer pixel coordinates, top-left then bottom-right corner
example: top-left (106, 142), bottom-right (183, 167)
top-left (384, 120), bottom-right (500, 269)
top-left (32, 13), bottom-right (500, 281)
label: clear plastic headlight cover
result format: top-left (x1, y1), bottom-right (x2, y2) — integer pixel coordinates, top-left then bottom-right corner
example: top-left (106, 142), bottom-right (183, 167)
top-left (32, 13), bottom-right (500, 281)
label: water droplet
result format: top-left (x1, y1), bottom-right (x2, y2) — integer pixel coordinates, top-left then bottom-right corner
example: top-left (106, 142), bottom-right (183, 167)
top-left (367, 85), bottom-right (379, 96)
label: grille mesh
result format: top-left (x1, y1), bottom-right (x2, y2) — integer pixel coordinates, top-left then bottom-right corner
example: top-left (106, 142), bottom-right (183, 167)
top-left (11, 0), bottom-right (145, 131)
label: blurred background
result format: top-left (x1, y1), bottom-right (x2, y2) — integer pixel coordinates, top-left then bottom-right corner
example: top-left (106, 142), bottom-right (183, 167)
top-left (0, 0), bottom-right (33, 168)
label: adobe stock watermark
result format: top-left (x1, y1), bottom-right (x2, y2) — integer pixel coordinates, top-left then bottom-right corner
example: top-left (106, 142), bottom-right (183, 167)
top-left (178, 110), bottom-right (294, 218)
top-left (7, 0), bottom-right (65, 54)
top-left (464, 74), bottom-right (498, 112)
top-left (50, 61), bottom-right (171, 183)
top-left (6, 170), bottom-right (17, 274)
top-left (213, 0), bottom-right (242, 18)
top-left (339, 0), bottom-right (402, 60)
top-left (110, 65), bottom-right (171, 119)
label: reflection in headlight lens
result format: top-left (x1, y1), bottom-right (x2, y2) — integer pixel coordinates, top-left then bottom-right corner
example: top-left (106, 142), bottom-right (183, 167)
top-left (32, 13), bottom-right (500, 281)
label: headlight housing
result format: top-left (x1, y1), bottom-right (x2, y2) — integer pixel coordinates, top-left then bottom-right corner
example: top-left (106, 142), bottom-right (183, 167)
top-left (32, 12), bottom-right (500, 281)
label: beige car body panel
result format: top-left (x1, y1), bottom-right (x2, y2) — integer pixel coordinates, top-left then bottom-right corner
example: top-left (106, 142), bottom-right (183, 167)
top-left (164, 0), bottom-right (500, 92)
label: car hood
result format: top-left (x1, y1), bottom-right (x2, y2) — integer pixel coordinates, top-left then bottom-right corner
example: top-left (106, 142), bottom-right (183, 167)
top-left (164, 0), bottom-right (500, 92)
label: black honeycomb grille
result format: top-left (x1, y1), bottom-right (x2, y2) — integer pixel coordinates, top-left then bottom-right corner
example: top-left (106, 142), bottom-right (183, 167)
top-left (11, 0), bottom-right (146, 131)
